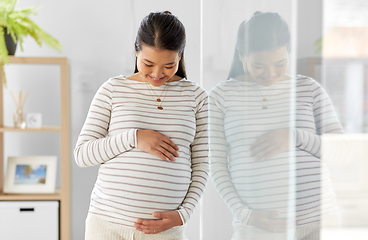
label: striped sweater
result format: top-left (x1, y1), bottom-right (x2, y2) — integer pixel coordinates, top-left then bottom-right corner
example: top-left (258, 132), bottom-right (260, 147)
top-left (209, 75), bottom-right (348, 227)
top-left (74, 76), bottom-right (209, 228)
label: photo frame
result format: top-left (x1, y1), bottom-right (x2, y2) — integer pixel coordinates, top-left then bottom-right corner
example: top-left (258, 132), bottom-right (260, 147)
top-left (26, 113), bottom-right (43, 128)
top-left (4, 156), bottom-right (57, 194)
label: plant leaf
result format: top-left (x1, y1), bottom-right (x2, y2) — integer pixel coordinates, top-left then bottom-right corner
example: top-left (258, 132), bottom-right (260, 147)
top-left (0, 1), bottom-right (63, 86)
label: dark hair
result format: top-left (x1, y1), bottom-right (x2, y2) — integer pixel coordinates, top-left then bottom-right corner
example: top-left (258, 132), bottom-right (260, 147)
top-left (228, 11), bottom-right (291, 79)
top-left (134, 11), bottom-right (187, 79)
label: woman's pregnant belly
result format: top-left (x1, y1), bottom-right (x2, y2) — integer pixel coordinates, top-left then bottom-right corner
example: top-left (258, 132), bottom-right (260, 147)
top-left (229, 149), bottom-right (335, 224)
top-left (89, 148), bottom-right (192, 228)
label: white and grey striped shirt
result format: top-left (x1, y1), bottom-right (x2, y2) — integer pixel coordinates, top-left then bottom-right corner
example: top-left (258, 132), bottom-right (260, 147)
top-left (74, 76), bottom-right (209, 228)
top-left (209, 75), bottom-right (346, 226)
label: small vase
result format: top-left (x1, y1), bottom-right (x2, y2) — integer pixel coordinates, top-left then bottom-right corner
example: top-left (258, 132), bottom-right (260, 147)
top-left (14, 108), bottom-right (26, 129)
top-left (4, 27), bottom-right (17, 55)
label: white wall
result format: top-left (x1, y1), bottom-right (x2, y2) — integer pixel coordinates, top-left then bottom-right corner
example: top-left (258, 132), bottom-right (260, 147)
top-left (297, 0), bottom-right (323, 59)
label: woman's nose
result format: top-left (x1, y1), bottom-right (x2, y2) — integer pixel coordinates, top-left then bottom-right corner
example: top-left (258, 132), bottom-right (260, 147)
top-left (263, 67), bottom-right (277, 78)
top-left (151, 68), bottom-right (164, 79)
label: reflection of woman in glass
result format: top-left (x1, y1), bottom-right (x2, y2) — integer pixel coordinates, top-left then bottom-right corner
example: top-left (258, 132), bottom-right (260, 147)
top-left (209, 12), bottom-right (347, 239)
top-left (75, 11), bottom-right (208, 240)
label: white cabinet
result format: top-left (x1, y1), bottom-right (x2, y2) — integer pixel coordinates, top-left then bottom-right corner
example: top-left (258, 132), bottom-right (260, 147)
top-left (0, 201), bottom-right (59, 240)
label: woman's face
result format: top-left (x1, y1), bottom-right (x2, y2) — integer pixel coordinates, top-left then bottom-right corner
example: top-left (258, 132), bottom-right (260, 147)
top-left (136, 44), bottom-right (181, 87)
top-left (240, 46), bottom-right (289, 86)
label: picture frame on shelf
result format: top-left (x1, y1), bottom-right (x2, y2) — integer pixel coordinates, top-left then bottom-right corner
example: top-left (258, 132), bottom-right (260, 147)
top-left (4, 156), bottom-right (57, 194)
top-left (26, 113), bottom-right (42, 128)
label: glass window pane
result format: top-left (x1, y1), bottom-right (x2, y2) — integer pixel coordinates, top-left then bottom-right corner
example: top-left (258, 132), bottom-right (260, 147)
top-left (203, 1), bottom-right (367, 239)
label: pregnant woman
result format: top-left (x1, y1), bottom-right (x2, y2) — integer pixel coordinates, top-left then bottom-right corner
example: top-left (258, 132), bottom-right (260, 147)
top-left (209, 11), bottom-right (349, 240)
top-left (74, 11), bottom-right (208, 240)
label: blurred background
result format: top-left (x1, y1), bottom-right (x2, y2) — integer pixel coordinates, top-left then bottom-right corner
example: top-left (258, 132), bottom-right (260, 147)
top-left (3, 0), bottom-right (368, 239)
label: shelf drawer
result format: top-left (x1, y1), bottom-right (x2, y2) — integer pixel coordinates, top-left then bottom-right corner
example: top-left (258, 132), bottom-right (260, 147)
top-left (0, 201), bottom-right (59, 240)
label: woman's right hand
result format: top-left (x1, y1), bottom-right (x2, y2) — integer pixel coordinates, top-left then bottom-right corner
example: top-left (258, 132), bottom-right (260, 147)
top-left (247, 210), bottom-right (288, 233)
top-left (137, 130), bottom-right (179, 161)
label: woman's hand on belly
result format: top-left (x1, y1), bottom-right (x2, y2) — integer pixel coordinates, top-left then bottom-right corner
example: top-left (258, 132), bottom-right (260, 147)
top-left (134, 210), bottom-right (183, 234)
top-left (137, 130), bottom-right (180, 161)
top-left (249, 129), bottom-right (291, 161)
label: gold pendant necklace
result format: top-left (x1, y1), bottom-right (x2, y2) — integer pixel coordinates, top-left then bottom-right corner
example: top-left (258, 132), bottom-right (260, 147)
top-left (252, 82), bottom-right (276, 110)
top-left (145, 81), bottom-right (170, 110)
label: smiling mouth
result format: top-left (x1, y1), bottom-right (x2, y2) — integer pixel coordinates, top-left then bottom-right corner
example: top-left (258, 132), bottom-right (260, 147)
top-left (149, 75), bottom-right (166, 81)
top-left (261, 76), bottom-right (278, 81)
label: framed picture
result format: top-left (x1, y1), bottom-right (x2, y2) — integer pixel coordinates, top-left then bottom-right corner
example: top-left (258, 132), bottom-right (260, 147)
top-left (4, 156), bottom-right (57, 194)
top-left (26, 113), bottom-right (42, 128)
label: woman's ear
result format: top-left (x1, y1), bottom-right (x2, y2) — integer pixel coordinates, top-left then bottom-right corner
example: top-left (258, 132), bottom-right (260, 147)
top-left (134, 42), bottom-right (138, 57)
top-left (237, 47), bottom-right (250, 64)
top-left (237, 47), bottom-right (244, 62)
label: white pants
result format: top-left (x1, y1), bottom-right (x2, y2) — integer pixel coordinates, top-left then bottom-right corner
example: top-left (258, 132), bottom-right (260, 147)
top-left (85, 213), bottom-right (188, 240)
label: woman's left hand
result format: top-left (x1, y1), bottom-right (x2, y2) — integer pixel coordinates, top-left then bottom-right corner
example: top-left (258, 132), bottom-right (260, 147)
top-left (249, 129), bottom-right (291, 161)
top-left (134, 210), bottom-right (183, 234)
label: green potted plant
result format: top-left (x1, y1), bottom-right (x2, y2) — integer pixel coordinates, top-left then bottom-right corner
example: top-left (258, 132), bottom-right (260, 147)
top-left (0, 0), bottom-right (62, 86)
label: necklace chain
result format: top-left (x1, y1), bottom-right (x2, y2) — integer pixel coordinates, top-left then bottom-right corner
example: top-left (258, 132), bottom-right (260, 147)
top-left (252, 83), bottom-right (276, 110)
top-left (145, 81), bottom-right (170, 110)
